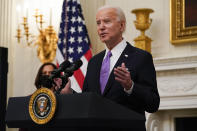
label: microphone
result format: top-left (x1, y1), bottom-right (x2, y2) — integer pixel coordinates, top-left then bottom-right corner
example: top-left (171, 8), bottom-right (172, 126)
top-left (56, 59), bottom-right (83, 94)
top-left (49, 60), bottom-right (71, 79)
top-left (64, 59), bottom-right (83, 74)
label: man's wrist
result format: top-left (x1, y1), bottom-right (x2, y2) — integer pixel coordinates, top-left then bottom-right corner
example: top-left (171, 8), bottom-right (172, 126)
top-left (124, 80), bottom-right (134, 95)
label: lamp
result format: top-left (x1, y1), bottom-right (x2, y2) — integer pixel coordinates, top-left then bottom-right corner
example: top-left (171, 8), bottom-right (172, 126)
top-left (16, 9), bottom-right (58, 63)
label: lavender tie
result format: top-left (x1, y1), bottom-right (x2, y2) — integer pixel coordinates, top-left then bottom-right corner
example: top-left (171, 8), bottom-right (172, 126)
top-left (100, 51), bottom-right (112, 94)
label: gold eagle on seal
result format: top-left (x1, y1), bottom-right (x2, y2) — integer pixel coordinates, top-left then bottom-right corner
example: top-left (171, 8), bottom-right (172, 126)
top-left (37, 96), bottom-right (49, 116)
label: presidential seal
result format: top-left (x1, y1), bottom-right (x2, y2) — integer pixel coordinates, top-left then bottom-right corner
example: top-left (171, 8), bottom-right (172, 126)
top-left (29, 88), bottom-right (57, 124)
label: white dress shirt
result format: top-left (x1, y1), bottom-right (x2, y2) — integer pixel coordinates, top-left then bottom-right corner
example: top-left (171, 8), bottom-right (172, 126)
top-left (103, 39), bottom-right (127, 73)
top-left (103, 39), bottom-right (134, 94)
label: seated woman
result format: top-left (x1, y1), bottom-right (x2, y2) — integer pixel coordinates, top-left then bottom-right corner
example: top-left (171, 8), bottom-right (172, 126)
top-left (34, 62), bottom-right (72, 94)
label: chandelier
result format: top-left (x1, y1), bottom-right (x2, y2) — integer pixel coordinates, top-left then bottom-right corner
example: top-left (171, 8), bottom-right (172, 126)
top-left (16, 9), bottom-right (58, 63)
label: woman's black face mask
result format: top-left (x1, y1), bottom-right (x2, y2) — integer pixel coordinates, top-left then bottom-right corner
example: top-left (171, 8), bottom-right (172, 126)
top-left (38, 75), bottom-right (53, 89)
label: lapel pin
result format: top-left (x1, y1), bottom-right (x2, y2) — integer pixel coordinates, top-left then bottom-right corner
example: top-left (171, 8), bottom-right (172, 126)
top-left (124, 54), bottom-right (128, 58)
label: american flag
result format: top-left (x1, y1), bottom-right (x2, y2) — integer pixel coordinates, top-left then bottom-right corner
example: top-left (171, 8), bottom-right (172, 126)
top-left (56, 0), bottom-right (92, 93)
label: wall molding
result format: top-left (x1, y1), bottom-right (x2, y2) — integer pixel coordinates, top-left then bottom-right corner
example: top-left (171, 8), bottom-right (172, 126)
top-left (154, 55), bottom-right (197, 71)
top-left (154, 55), bottom-right (197, 110)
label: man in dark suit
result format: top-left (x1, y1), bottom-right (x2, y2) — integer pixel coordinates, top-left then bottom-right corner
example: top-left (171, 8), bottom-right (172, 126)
top-left (82, 5), bottom-right (160, 131)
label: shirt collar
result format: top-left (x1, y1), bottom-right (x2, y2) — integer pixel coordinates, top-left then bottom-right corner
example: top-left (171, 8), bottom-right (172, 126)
top-left (104, 39), bottom-right (127, 57)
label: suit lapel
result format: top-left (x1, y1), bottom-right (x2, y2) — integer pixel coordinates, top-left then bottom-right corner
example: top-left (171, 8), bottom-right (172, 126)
top-left (102, 43), bottom-right (135, 95)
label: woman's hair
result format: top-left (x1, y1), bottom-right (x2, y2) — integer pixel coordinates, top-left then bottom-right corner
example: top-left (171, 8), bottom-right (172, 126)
top-left (34, 62), bottom-right (57, 89)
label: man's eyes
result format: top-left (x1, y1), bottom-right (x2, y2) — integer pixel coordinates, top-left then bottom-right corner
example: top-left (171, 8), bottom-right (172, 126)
top-left (96, 20), bottom-right (111, 25)
top-left (96, 21), bottom-right (101, 25)
top-left (104, 19), bottom-right (111, 23)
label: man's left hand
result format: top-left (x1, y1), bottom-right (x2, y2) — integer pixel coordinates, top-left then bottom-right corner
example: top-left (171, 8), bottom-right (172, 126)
top-left (114, 63), bottom-right (132, 90)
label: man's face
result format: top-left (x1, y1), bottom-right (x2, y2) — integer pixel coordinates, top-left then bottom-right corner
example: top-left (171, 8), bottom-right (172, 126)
top-left (96, 8), bottom-right (125, 44)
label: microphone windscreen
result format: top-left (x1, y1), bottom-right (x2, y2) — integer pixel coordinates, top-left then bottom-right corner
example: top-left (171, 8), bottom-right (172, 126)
top-left (74, 59), bottom-right (83, 70)
top-left (50, 60), bottom-right (71, 79)
top-left (59, 60), bottom-right (71, 70)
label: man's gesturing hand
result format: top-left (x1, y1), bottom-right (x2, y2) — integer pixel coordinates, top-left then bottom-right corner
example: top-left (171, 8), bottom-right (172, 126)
top-left (114, 63), bottom-right (132, 90)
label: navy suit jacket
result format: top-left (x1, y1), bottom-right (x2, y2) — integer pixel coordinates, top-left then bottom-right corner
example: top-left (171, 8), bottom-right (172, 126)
top-left (83, 42), bottom-right (160, 116)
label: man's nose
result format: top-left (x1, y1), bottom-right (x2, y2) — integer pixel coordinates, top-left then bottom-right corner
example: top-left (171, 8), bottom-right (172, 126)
top-left (98, 22), bottom-right (105, 30)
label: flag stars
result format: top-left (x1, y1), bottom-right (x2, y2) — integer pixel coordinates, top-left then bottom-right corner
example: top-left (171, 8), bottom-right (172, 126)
top-left (77, 46), bottom-right (83, 54)
top-left (78, 26), bottom-right (83, 33)
top-left (70, 27), bottom-right (76, 34)
top-left (77, 0), bottom-right (80, 4)
top-left (78, 37), bottom-right (82, 43)
top-left (71, 17), bottom-right (76, 23)
top-left (58, 0), bottom-right (92, 69)
top-left (77, 16), bottom-right (82, 23)
top-left (84, 37), bottom-right (89, 43)
top-left (68, 57), bottom-right (73, 63)
top-left (68, 47), bottom-right (74, 54)
top-left (69, 37), bottom-right (75, 44)
top-left (72, 7), bottom-right (76, 13)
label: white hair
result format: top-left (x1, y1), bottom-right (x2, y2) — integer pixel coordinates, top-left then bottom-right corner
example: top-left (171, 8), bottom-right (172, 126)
top-left (97, 5), bottom-right (126, 23)
top-left (97, 5), bottom-right (126, 32)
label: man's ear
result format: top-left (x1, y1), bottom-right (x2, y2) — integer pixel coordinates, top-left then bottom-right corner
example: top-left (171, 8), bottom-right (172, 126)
top-left (120, 21), bottom-right (126, 32)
